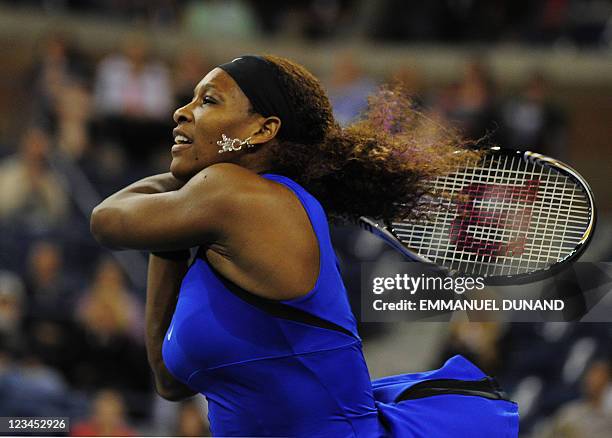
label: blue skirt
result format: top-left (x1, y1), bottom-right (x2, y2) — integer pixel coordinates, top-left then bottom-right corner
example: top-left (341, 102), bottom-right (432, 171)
top-left (372, 355), bottom-right (519, 437)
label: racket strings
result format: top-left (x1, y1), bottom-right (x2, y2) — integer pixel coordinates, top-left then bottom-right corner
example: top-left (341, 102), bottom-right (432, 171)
top-left (393, 154), bottom-right (591, 277)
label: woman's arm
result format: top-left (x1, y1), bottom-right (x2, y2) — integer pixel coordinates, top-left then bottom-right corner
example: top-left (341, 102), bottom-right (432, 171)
top-left (90, 172), bottom-right (185, 250)
top-left (145, 253), bottom-right (197, 401)
top-left (90, 164), bottom-right (248, 252)
top-left (112, 172), bottom-right (186, 195)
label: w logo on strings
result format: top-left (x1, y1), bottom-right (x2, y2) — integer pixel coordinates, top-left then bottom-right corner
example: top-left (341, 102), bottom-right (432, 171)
top-left (450, 180), bottom-right (540, 258)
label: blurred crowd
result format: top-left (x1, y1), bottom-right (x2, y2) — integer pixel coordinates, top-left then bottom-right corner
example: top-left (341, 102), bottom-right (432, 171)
top-left (0, 14), bottom-right (610, 438)
top-left (3, 0), bottom-right (612, 46)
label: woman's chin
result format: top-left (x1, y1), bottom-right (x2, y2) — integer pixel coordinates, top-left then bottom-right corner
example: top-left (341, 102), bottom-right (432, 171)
top-left (169, 160), bottom-right (193, 182)
top-left (171, 158), bottom-right (212, 182)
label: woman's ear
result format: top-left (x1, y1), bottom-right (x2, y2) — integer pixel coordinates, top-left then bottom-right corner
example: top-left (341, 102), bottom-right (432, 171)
top-left (250, 116), bottom-right (281, 146)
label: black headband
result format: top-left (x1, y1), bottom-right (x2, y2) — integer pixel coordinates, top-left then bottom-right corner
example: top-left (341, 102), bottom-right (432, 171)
top-left (218, 55), bottom-right (298, 142)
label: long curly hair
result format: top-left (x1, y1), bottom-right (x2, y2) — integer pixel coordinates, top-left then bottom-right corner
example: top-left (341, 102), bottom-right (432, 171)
top-left (262, 54), bottom-right (480, 224)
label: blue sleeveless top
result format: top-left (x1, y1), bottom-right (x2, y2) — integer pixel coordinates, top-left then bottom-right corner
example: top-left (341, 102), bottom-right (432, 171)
top-left (161, 174), bottom-right (519, 437)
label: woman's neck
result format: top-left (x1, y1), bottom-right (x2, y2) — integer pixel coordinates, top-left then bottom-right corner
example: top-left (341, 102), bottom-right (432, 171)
top-left (235, 149), bottom-right (273, 175)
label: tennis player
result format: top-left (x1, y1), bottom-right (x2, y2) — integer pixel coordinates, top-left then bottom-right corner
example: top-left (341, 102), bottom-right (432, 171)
top-left (91, 55), bottom-right (518, 437)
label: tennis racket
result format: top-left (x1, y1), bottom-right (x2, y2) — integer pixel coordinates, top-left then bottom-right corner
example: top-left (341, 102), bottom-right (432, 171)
top-left (359, 147), bottom-right (596, 285)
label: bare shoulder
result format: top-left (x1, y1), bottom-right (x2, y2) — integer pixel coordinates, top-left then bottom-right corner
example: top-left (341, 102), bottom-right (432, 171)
top-left (184, 163), bottom-right (298, 228)
top-left (186, 163), bottom-right (280, 196)
top-left (194, 165), bottom-right (319, 300)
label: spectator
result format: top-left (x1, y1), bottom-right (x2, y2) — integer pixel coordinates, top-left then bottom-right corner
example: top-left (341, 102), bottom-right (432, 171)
top-left (71, 389), bottom-right (137, 436)
top-left (55, 80), bottom-right (93, 160)
top-left (77, 257), bottom-right (144, 343)
top-left (0, 127), bottom-right (69, 230)
top-left (0, 271), bottom-right (26, 354)
top-left (539, 359), bottom-right (612, 437)
top-left (29, 33), bottom-right (90, 133)
top-left (437, 321), bottom-right (504, 375)
top-left (93, 34), bottom-right (172, 121)
top-left (25, 240), bottom-right (77, 321)
top-left (436, 60), bottom-right (501, 143)
top-left (93, 33), bottom-right (173, 163)
top-left (22, 241), bottom-right (83, 379)
top-left (0, 347), bottom-right (82, 418)
top-left (71, 257), bottom-right (149, 393)
top-left (501, 72), bottom-right (567, 158)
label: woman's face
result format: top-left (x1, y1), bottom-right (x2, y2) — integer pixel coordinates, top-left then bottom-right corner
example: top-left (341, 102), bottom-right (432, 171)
top-left (170, 67), bottom-right (259, 181)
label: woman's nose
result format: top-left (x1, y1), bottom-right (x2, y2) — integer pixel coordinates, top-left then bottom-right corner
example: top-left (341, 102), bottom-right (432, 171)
top-left (173, 104), bottom-right (193, 124)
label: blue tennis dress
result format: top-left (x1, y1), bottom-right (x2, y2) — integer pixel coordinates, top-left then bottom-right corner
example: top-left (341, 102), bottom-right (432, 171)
top-left (162, 174), bottom-right (519, 437)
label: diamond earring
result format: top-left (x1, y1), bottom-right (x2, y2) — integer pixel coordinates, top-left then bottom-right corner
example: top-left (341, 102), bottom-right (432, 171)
top-left (217, 134), bottom-right (254, 154)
